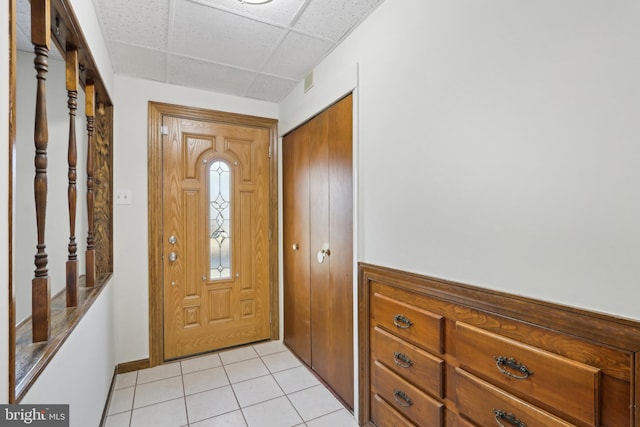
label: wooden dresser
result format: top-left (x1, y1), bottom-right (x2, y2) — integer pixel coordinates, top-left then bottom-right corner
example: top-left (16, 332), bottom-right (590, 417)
top-left (359, 263), bottom-right (640, 427)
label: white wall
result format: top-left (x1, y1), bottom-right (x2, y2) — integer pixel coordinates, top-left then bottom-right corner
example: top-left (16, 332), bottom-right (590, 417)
top-left (281, 0), bottom-right (640, 321)
top-left (112, 76), bottom-right (278, 363)
top-left (21, 283), bottom-right (115, 427)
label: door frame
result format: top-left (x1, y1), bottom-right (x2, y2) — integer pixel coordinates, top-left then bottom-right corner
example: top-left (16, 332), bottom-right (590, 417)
top-left (147, 101), bottom-right (279, 367)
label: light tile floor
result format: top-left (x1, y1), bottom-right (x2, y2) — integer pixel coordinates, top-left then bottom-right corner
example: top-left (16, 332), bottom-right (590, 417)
top-left (103, 341), bottom-right (358, 427)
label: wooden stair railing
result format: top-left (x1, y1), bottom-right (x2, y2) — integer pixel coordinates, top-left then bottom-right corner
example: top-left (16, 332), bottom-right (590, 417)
top-left (31, 0), bottom-right (51, 343)
top-left (66, 45), bottom-right (79, 307)
top-left (11, 0), bottom-right (115, 400)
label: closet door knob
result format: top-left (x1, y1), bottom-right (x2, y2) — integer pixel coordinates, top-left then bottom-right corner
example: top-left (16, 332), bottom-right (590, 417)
top-left (317, 248), bottom-right (331, 263)
top-left (292, 243), bottom-right (300, 251)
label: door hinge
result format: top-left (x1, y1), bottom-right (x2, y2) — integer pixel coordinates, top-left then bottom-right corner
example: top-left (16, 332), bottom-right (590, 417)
top-left (268, 145), bottom-right (273, 158)
top-left (160, 125), bottom-right (169, 135)
top-left (269, 311), bottom-right (272, 324)
top-left (268, 228), bottom-right (272, 241)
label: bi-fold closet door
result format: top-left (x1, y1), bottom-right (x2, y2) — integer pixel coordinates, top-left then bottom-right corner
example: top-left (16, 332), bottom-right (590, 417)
top-left (283, 94), bottom-right (354, 408)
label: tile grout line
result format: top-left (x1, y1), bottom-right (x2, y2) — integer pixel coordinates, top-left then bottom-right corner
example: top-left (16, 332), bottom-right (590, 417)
top-left (263, 351), bottom-right (309, 426)
top-left (222, 353), bottom-right (247, 426)
top-left (179, 360), bottom-right (190, 427)
top-left (128, 371), bottom-right (138, 427)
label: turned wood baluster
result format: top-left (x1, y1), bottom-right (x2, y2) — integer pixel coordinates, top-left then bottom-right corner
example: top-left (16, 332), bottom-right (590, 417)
top-left (85, 81), bottom-right (96, 287)
top-left (66, 46), bottom-right (79, 306)
top-left (31, 0), bottom-right (51, 343)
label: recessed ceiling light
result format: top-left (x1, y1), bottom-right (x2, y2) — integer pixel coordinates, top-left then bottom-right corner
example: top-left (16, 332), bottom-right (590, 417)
top-left (239, 0), bottom-right (273, 4)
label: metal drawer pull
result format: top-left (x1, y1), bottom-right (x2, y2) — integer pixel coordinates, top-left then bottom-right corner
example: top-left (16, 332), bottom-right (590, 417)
top-left (393, 314), bottom-right (413, 329)
top-left (494, 356), bottom-right (533, 380)
top-left (393, 352), bottom-right (414, 368)
top-left (393, 389), bottom-right (413, 407)
top-left (493, 409), bottom-right (526, 427)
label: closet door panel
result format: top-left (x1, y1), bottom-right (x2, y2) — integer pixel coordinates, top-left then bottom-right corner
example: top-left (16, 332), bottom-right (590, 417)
top-left (328, 95), bottom-right (354, 407)
top-left (309, 109), bottom-right (331, 377)
top-left (283, 124), bottom-right (311, 365)
top-left (283, 94), bottom-right (354, 409)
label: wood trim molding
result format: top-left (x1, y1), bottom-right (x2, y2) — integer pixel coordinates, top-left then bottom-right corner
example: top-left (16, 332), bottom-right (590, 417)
top-left (8, 0), bottom-right (18, 404)
top-left (116, 359), bottom-right (150, 374)
top-left (360, 263), bottom-right (640, 350)
top-left (631, 351), bottom-right (640, 426)
top-left (147, 101), bottom-right (279, 367)
top-left (357, 264), bottom-right (371, 426)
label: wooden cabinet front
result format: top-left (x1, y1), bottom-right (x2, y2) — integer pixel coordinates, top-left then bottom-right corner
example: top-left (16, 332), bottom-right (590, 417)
top-left (372, 360), bottom-right (444, 426)
top-left (371, 326), bottom-right (444, 398)
top-left (456, 368), bottom-right (575, 427)
top-left (359, 263), bottom-right (640, 427)
top-left (370, 291), bottom-right (444, 354)
top-left (457, 322), bottom-right (600, 426)
top-left (370, 393), bottom-right (416, 427)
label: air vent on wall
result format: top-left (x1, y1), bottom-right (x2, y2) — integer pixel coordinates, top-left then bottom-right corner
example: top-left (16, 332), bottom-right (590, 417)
top-left (304, 71), bottom-right (314, 93)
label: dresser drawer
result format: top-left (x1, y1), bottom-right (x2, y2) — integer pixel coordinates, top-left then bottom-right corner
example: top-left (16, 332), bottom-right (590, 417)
top-left (372, 359), bottom-right (443, 426)
top-left (370, 393), bottom-right (416, 427)
top-left (454, 415), bottom-right (477, 427)
top-left (456, 322), bottom-right (600, 426)
top-left (456, 368), bottom-right (575, 427)
top-left (371, 291), bottom-right (443, 354)
top-left (371, 325), bottom-right (444, 398)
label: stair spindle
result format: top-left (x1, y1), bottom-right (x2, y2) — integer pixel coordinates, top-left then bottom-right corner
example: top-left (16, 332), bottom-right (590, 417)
top-left (66, 46), bottom-right (79, 306)
top-left (31, 0), bottom-right (51, 343)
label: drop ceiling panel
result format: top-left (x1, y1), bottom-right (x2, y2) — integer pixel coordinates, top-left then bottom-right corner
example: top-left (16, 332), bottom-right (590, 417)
top-left (16, 0), bottom-right (30, 37)
top-left (94, 0), bottom-right (170, 50)
top-left (63, 0), bottom-right (386, 102)
top-left (171, 0), bottom-right (285, 69)
top-left (246, 74), bottom-right (298, 103)
top-left (110, 42), bottom-right (167, 82)
top-left (294, 0), bottom-right (382, 42)
top-left (167, 54), bottom-right (256, 95)
top-left (190, 0), bottom-right (307, 26)
top-left (16, 18), bottom-right (32, 54)
top-left (262, 31), bottom-right (333, 80)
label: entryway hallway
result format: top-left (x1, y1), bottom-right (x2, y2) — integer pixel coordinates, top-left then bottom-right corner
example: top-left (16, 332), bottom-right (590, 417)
top-left (103, 341), bottom-right (356, 427)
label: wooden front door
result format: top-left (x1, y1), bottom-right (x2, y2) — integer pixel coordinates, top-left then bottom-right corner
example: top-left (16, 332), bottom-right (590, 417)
top-left (162, 115), bottom-right (271, 359)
